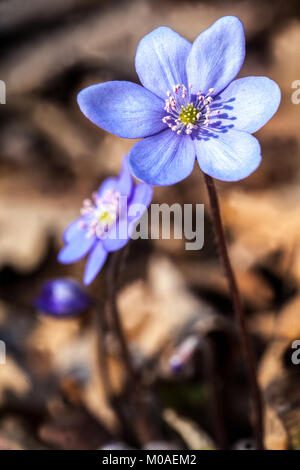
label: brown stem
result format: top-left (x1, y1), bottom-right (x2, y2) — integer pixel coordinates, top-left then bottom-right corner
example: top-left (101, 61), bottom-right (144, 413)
top-left (94, 304), bottom-right (113, 403)
top-left (203, 336), bottom-right (227, 449)
top-left (203, 173), bottom-right (264, 450)
top-left (94, 302), bottom-right (131, 435)
top-left (106, 248), bottom-right (157, 445)
top-left (106, 248), bottom-right (137, 383)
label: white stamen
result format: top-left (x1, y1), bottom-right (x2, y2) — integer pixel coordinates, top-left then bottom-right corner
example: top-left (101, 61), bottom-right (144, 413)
top-left (162, 83), bottom-right (219, 135)
top-left (79, 189), bottom-right (120, 240)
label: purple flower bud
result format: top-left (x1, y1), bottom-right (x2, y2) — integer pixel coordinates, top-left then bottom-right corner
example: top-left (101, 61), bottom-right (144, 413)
top-left (169, 335), bottom-right (200, 374)
top-left (35, 278), bottom-right (92, 317)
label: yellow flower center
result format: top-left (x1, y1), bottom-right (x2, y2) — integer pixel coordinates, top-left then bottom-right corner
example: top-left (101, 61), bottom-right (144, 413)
top-left (179, 103), bottom-right (199, 126)
top-left (80, 189), bottom-right (120, 239)
top-left (98, 210), bottom-right (115, 226)
top-left (162, 84), bottom-right (218, 135)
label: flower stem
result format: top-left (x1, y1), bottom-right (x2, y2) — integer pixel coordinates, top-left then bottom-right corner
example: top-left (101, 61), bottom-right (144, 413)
top-left (106, 249), bottom-right (136, 383)
top-left (95, 301), bottom-right (130, 435)
top-left (106, 247), bottom-right (158, 445)
top-left (94, 303), bottom-right (113, 403)
top-left (203, 173), bottom-right (264, 450)
top-left (203, 336), bottom-right (227, 449)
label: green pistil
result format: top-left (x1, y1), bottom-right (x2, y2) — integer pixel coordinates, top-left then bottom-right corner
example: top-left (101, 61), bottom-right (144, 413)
top-left (179, 103), bottom-right (199, 126)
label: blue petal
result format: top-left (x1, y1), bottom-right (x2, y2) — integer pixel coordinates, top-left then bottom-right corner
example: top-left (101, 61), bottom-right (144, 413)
top-left (58, 231), bottom-right (96, 264)
top-left (129, 183), bottom-right (153, 213)
top-left (128, 183), bottom-right (153, 226)
top-left (129, 130), bottom-right (195, 185)
top-left (194, 129), bottom-right (261, 182)
top-left (77, 81), bottom-right (165, 138)
top-left (135, 26), bottom-right (191, 99)
top-left (216, 77), bottom-right (281, 134)
top-left (98, 177), bottom-right (119, 197)
top-left (117, 155), bottom-right (133, 196)
top-left (98, 157), bottom-right (133, 199)
top-left (63, 217), bottom-right (82, 243)
top-left (83, 242), bottom-right (107, 285)
top-left (186, 16), bottom-right (245, 96)
top-left (102, 219), bottom-right (131, 252)
top-left (102, 184), bottom-right (153, 252)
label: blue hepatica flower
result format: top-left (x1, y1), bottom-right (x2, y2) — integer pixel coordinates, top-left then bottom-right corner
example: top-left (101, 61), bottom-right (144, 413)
top-left (58, 156), bottom-right (153, 285)
top-left (77, 16), bottom-right (281, 185)
top-left (35, 278), bottom-right (92, 317)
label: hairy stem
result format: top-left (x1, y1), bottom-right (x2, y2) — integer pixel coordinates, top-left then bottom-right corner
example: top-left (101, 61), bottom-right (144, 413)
top-left (203, 173), bottom-right (264, 450)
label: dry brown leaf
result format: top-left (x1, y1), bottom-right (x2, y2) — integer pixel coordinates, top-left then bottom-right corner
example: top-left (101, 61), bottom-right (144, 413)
top-left (258, 297), bottom-right (300, 389)
top-left (53, 329), bottom-right (121, 431)
top-left (39, 407), bottom-right (110, 450)
top-left (249, 311), bottom-right (276, 341)
top-left (1, 0), bottom-right (270, 96)
top-left (259, 295), bottom-right (300, 449)
top-left (0, 417), bottom-right (44, 450)
top-left (221, 188), bottom-right (300, 281)
top-left (179, 260), bottom-right (274, 310)
top-left (264, 405), bottom-right (288, 450)
top-left (118, 255), bottom-right (221, 358)
top-left (0, 170), bottom-right (89, 269)
top-left (26, 315), bottom-right (81, 366)
top-left (0, 356), bottom-right (31, 404)
top-left (163, 408), bottom-right (216, 450)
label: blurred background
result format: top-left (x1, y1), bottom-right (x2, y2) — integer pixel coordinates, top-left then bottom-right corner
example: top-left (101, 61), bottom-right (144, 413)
top-left (0, 0), bottom-right (300, 450)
